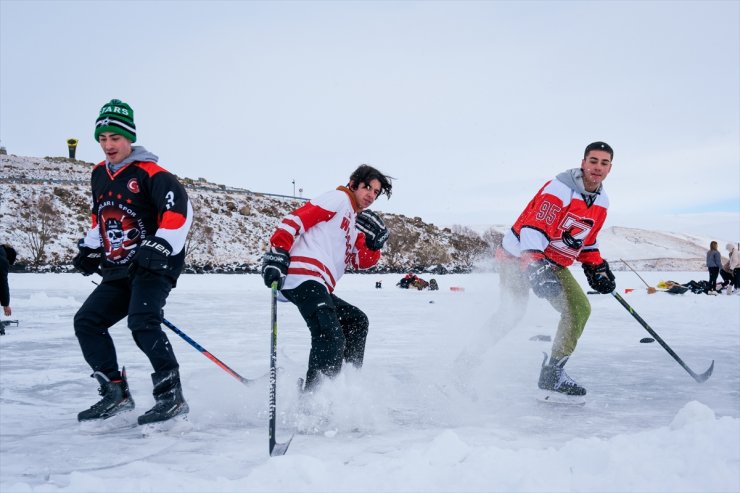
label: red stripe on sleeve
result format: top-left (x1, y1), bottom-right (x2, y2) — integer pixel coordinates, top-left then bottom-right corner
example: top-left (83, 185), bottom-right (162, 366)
top-left (159, 210), bottom-right (187, 229)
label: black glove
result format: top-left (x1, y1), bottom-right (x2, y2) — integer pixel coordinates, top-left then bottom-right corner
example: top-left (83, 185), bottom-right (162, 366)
top-left (72, 239), bottom-right (103, 276)
top-left (262, 247), bottom-right (290, 289)
top-left (583, 260), bottom-right (616, 294)
top-left (526, 259), bottom-right (562, 299)
top-left (356, 210), bottom-right (389, 251)
top-left (130, 236), bottom-right (174, 278)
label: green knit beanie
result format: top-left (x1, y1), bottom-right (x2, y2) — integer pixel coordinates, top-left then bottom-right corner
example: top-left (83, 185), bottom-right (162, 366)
top-left (94, 99), bottom-right (136, 142)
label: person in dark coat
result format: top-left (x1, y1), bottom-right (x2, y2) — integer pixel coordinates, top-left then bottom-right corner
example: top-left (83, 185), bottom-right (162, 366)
top-left (72, 99), bottom-right (193, 425)
top-left (1, 244), bottom-right (17, 317)
top-left (706, 241), bottom-right (722, 293)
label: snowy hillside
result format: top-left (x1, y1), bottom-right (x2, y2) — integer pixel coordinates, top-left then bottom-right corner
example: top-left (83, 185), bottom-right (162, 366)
top-left (0, 154), bottom-right (486, 273)
top-left (0, 154), bottom-right (732, 272)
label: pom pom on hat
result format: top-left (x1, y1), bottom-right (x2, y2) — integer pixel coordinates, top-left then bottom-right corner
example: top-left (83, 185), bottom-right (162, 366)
top-left (95, 99), bottom-right (136, 142)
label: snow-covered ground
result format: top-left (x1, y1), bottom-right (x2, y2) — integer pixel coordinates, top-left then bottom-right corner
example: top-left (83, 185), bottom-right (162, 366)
top-left (1, 272), bottom-right (738, 493)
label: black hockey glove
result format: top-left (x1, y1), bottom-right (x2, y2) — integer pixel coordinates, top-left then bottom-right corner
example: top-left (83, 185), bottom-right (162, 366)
top-left (526, 259), bottom-right (562, 299)
top-left (355, 210), bottom-right (389, 251)
top-left (583, 260), bottom-right (616, 294)
top-left (262, 247), bottom-right (290, 289)
top-left (130, 237), bottom-right (174, 279)
top-left (72, 239), bottom-right (103, 276)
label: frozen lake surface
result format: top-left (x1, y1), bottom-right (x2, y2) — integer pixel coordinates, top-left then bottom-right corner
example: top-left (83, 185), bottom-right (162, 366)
top-left (1, 272), bottom-right (738, 492)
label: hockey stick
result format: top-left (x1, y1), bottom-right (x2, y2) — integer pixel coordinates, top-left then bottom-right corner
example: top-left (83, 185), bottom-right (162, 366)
top-left (90, 276), bottom-right (264, 386)
top-left (269, 281), bottom-right (293, 456)
top-left (619, 259), bottom-right (657, 294)
top-left (611, 291), bottom-right (714, 383)
top-left (162, 318), bottom-right (261, 386)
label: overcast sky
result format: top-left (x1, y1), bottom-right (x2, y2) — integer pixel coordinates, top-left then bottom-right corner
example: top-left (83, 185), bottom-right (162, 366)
top-left (1, 1), bottom-right (738, 241)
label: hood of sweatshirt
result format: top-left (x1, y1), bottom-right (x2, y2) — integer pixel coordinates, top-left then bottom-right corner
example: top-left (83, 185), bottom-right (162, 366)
top-left (107, 146), bottom-right (159, 174)
top-left (555, 168), bottom-right (602, 207)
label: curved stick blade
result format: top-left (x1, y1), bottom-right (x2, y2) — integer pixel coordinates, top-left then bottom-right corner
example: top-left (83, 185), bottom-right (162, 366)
top-left (270, 435), bottom-right (294, 457)
top-left (692, 360), bottom-right (714, 383)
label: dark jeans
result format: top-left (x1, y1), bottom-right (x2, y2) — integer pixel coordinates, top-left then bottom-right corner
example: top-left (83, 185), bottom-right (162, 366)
top-left (282, 281), bottom-right (369, 391)
top-left (74, 271), bottom-right (179, 379)
top-left (735, 268), bottom-right (740, 289)
top-left (708, 267), bottom-right (720, 290)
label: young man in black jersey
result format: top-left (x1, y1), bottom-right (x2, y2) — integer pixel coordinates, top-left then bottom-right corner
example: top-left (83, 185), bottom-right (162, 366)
top-left (73, 99), bottom-right (193, 425)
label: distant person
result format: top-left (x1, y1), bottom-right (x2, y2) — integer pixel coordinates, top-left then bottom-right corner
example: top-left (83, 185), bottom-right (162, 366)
top-left (72, 99), bottom-right (193, 425)
top-left (729, 243), bottom-right (740, 295)
top-left (261, 164), bottom-right (392, 392)
top-left (1, 244), bottom-right (17, 316)
top-left (706, 241), bottom-right (722, 293)
top-left (455, 141), bottom-right (616, 400)
top-left (719, 258), bottom-right (733, 292)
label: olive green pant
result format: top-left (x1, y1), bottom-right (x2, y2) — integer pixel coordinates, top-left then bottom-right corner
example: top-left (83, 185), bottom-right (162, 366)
top-left (493, 256), bottom-right (591, 360)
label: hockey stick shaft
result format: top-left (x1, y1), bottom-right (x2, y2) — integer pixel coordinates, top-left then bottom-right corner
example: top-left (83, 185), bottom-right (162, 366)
top-left (619, 258), bottom-right (651, 288)
top-left (162, 318), bottom-right (254, 386)
top-left (269, 281), bottom-right (292, 456)
top-left (611, 292), bottom-right (714, 383)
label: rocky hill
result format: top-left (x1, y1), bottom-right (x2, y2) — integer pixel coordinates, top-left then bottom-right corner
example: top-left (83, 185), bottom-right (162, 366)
top-left (1, 154), bottom-right (723, 273)
top-left (0, 154), bottom-right (488, 273)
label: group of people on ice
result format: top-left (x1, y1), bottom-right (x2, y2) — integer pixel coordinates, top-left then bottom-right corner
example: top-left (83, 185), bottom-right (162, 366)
top-left (706, 241), bottom-right (740, 295)
top-left (66, 98), bottom-right (620, 427)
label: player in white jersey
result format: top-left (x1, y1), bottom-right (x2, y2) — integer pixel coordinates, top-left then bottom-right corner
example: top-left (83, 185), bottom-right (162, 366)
top-left (262, 165), bottom-right (393, 392)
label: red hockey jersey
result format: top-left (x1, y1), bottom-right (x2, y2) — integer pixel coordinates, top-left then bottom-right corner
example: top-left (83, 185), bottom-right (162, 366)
top-left (501, 170), bottom-right (609, 268)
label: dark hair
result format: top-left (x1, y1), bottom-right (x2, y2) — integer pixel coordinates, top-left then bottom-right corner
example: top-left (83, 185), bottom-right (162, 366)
top-left (1, 245), bottom-right (17, 265)
top-left (584, 141), bottom-right (614, 160)
top-left (348, 164), bottom-right (393, 199)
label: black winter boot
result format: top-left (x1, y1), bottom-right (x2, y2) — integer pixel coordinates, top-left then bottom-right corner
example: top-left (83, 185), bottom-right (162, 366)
top-left (137, 368), bottom-right (189, 425)
top-left (538, 353), bottom-right (587, 396)
top-left (78, 367), bottom-right (135, 421)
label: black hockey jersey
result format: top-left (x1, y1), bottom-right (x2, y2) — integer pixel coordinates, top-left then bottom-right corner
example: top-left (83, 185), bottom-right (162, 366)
top-left (81, 158), bottom-right (192, 281)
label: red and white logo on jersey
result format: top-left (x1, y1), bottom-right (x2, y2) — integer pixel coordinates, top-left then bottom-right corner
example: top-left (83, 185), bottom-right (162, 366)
top-left (127, 178), bottom-right (140, 194)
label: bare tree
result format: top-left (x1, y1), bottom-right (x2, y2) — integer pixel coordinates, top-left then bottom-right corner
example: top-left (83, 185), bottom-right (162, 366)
top-left (481, 227), bottom-right (504, 254)
top-left (14, 192), bottom-right (64, 266)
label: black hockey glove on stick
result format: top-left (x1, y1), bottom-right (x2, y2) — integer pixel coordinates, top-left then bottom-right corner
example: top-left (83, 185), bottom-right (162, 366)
top-left (583, 260), bottom-right (616, 294)
top-left (72, 239), bottom-right (103, 276)
top-left (262, 247), bottom-right (290, 289)
top-left (527, 259), bottom-right (562, 299)
top-left (130, 236), bottom-right (174, 279)
top-left (356, 210), bottom-right (389, 251)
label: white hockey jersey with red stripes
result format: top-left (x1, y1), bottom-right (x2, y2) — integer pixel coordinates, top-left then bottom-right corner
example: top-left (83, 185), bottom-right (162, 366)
top-left (269, 186), bottom-right (381, 293)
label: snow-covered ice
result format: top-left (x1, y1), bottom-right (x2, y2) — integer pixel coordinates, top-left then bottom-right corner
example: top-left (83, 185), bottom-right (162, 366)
top-left (1, 272), bottom-right (738, 493)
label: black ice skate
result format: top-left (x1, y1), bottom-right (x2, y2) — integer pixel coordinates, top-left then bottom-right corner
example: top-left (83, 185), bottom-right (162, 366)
top-left (538, 353), bottom-right (587, 396)
top-left (137, 368), bottom-right (189, 425)
top-left (78, 367), bottom-right (135, 421)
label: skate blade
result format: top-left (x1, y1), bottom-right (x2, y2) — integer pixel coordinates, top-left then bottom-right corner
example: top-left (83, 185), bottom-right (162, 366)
top-left (79, 410), bottom-right (138, 434)
top-left (140, 414), bottom-right (192, 437)
top-left (536, 390), bottom-right (586, 406)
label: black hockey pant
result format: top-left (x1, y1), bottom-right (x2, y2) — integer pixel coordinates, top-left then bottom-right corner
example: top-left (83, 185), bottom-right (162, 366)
top-left (74, 271), bottom-right (179, 380)
top-left (282, 281), bottom-right (369, 391)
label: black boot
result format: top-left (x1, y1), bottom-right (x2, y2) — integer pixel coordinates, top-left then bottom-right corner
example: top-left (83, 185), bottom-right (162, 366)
top-left (538, 353), bottom-right (587, 396)
top-left (78, 367), bottom-right (135, 421)
top-left (137, 368), bottom-right (189, 425)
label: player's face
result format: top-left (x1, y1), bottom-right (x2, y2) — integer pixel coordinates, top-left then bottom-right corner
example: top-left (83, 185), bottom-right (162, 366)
top-left (581, 150), bottom-right (612, 192)
top-left (352, 178), bottom-right (382, 210)
top-left (98, 132), bottom-right (133, 164)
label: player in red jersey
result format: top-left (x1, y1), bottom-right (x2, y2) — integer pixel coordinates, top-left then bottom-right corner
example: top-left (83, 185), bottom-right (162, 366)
top-left (458, 142), bottom-right (616, 399)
